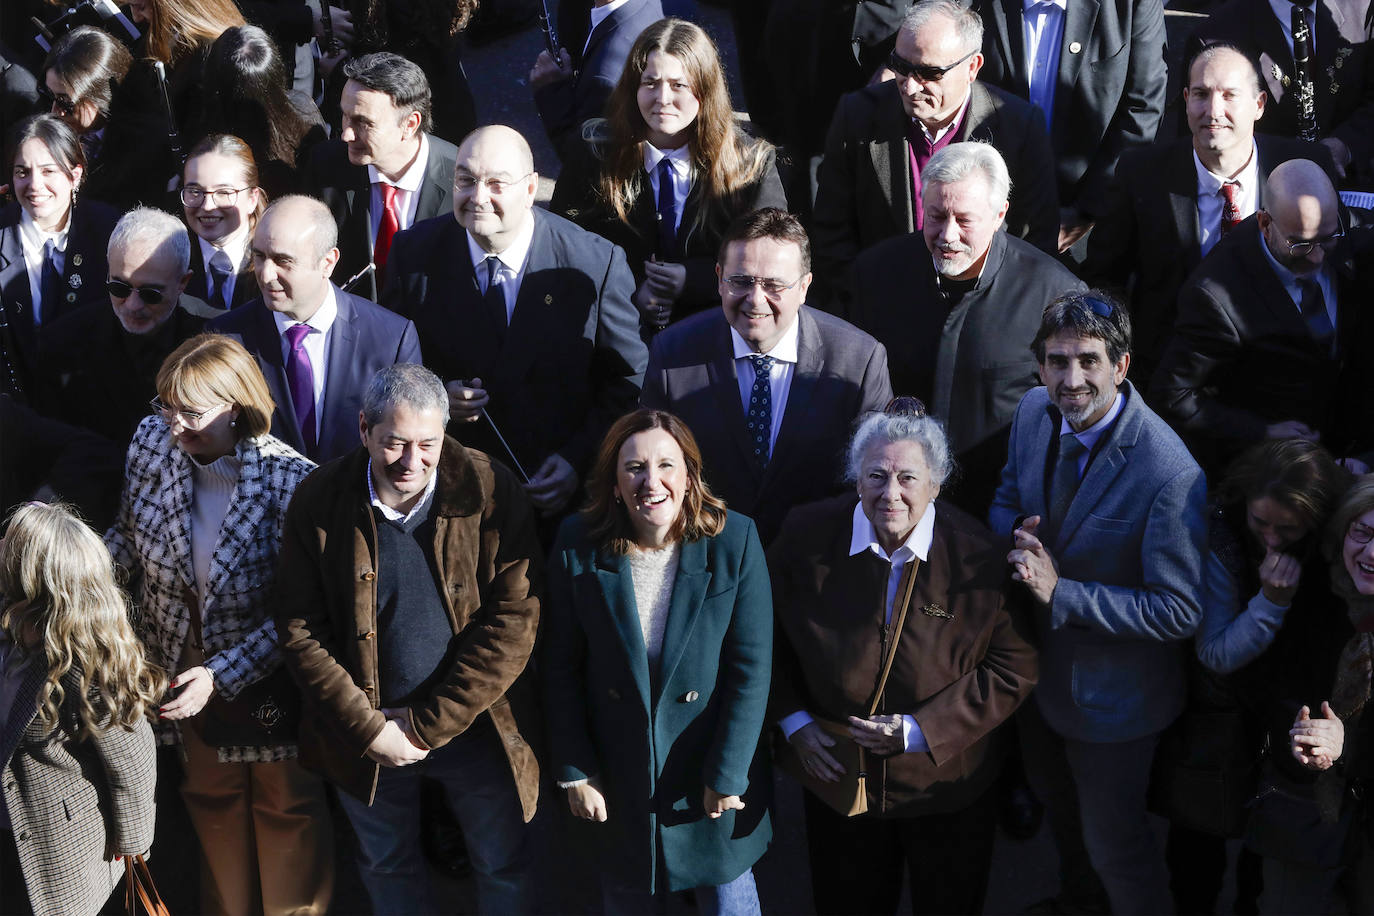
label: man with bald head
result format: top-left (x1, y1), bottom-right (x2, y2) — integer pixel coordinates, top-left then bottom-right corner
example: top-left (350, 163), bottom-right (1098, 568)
top-left (209, 194), bottom-right (422, 462)
top-left (384, 124), bottom-right (645, 523)
top-left (1152, 158), bottom-right (1365, 476)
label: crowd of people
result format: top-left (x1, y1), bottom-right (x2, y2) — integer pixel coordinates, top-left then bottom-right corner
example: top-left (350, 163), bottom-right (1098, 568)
top-left (2, 0), bottom-right (1374, 913)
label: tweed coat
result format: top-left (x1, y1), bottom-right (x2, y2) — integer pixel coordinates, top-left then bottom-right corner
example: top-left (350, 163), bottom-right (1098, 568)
top-left (104, 415), bottom-right (316, 761)
top-left (1, 663), bottom-right (157, 916)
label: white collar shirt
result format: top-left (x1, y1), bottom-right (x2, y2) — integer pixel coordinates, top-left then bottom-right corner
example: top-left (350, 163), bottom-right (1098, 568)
top-left (1194, 142), bottom-right (1260, 257)
top-left (271, 283), bottom-right (339, 435)
top-left (367, 132), bottom-right (430, 251)
top-left (1057, 390), bottom-right (1126, 479)
top-left (1022, 0), bottom-right (1067, 123)
top-left (366, 457), bottom-right (438, 525)
top-left (1269, 0), bottom-right (1317, 57)
top-left (643, 143), bottom-right (693, 234)
top-left (916, 89), bottom-right (973, 145)
top-left (18, 207), bottom-right (69, 326)
top-left (1257, 229), bottom-right (1339, 328)
top-left (730, 317), bottom-right (800, 454)
top-left (466, 212), bottom-right (536, 324)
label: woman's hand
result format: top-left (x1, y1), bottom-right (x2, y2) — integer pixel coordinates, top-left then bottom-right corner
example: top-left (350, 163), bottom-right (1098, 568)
top-left (1258, 549), bottom-right (1302, 606)
top-left (633, 280), bottom-right (672, 330)
top-left (703, 786), bottom-right (745, 819)
top-left (567, 778), bottom-right (608, 822)
top-left (1290, 702), bottom-right (1344, 771)
top-left (160, 666), bottom-right (215, 720)
top-left (788, 721), bottom-right (844, 783)
top-left (644, 259), bottom-right (687, 300)
top-left (847, 713), bottom-right (905, 756)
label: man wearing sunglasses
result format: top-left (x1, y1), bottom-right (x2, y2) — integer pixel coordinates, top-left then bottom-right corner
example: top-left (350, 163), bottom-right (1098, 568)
top-left (1153, 158), bottom-right (1371, 477)
top-left (38, 206), bottom-right (215, 446)
top-left (811, 0), bottom-right (1059, 310)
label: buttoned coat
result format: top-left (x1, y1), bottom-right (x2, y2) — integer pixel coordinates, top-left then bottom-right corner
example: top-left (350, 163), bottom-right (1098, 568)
top-left (274, 439), bottom-right (543, 816)
top-left (988, 382), bottom-right (1207, 742)
top-left (810, 79), bottom-right (1059, 310)
top-left (639, 306), bottom-right (893, 545)
top-left (1, 665), bottom-right (157, 916)
top-left (104, 416), bottom-right (316, 761)
top-left (544, 511), bottom-right (773, 893)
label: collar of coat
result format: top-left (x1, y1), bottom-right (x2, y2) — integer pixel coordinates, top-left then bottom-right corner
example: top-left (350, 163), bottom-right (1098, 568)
top-left (342, 434), bottom-right (485, 518)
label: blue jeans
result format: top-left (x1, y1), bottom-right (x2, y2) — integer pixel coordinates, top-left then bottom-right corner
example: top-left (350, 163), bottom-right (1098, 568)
top-left (336, 720), bottom-right (533, 915)
top-left (601, 868), bottom-right (760, 916)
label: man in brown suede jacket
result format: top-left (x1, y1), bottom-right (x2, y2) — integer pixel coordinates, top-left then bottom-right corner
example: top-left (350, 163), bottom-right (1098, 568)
top-left (274, 362), bottom-right (542, 914)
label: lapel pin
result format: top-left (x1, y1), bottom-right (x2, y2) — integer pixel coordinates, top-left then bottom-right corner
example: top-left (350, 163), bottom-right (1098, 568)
top-left (66, 291), bottom-right (77, 303)
top-left (68, 274), bottom-right (82, 289)
top-left (1068, 41), bottom-right (1082, 54)
top-left (544, 293), bottom-right (553, 305)
top-left (922, 603), bottom-right (952, 619)
top-left (72, 253), bottom-right (83, 267)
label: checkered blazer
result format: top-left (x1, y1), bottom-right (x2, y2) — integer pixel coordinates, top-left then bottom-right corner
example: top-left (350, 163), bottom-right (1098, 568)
top-left (1, 664), bottom-right (157, 916)
top-left (105, 415), bottom-right (315, 761)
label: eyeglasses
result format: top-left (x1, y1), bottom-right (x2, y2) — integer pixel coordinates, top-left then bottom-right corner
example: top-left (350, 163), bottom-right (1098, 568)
top-left (37, 85), bottom-right (78, 116)
top-left (1349, 521), bottom-right (1374, 545)
top-left (1280, 228), bottom-right (1345, 257)
top-left (723, 274), bottom-right (804, 297)
top-left (884, 396), bottom-right (928, 418)
top-left (107, 279), bottom-right (167, 304)
top-left (149, 397), bottom-right (228, 429)
top-left (180, 186), bottom-right (251, 208)
top-left (888, 48), bottom-right (977, 84)
top-left (454, 172), bottom-right (532, 194)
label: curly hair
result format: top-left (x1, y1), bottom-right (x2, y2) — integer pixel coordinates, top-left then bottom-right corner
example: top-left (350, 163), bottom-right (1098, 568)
top-left (0, 502), bottom-right (166, 741)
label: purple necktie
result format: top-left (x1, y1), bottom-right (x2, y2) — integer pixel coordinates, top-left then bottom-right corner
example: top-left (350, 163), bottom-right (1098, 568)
top-left (284, 323), bottom-right (317, 456)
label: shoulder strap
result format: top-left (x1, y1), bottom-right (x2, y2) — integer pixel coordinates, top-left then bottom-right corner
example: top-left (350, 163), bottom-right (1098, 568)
top-left (867, 558), bottom-right (919, 717)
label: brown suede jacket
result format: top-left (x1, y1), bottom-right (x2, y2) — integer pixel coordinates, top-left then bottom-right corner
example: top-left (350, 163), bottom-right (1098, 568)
top-left (274, 437), bottom-right (542, 818)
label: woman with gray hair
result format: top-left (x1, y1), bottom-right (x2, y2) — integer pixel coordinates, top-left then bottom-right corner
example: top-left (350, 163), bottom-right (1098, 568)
top-left (767, 397), bottom-right (1038, 914)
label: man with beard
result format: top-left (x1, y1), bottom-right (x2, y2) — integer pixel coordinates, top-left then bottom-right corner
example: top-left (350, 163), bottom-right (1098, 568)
top-left (989, 291), bottom-right (1207, 915)
top-left (847, 141), bottom-right (1082, 516)
top-left (1151, 158), bottom-right (1365, 477)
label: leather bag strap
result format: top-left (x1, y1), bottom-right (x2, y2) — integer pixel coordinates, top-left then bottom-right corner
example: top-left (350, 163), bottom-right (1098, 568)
top-left (866, 558), bottom-right (919, 718)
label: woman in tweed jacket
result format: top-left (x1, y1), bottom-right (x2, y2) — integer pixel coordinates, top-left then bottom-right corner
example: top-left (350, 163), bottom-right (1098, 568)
top-left (1, 502), bottom-right (162, 916)
top-left (105, 334), bottom-right (333, 915)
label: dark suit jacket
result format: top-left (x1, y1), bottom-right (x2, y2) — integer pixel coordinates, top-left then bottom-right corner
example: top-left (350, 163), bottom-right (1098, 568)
top-left (302, 134), bottom-right (459, 302)
top-left (0, 394), bottom-right (124, 532)
top-left (975, 0), bottom-right (1168, 217)
top-left (1150, 216), bottom-right (1363, 474)
top-left (383, 208), bottom-right (648, 477)
top-left (534, 0), bottom-right (665, 156)
top-left (551, 139), bottom-right (788, 325)
top-left (640, 306), bottom-right (893, 544)
top-left (1189, 0), bottom-right (1374, 179)
top-left (1084, 134), bottom-right (1338, 385)
top-left (810, 79), bottom-right (1059, 311)
top-left (848, 230), bottom-right (1084, 514)
top-left (207, 285), bottom-right (422, 463)
top-left (188, 242), bottom-right (259, 311)
top-left (0, 199), bottom-right (120, 400)
top-left (544, 510), bottom-right (773, 892)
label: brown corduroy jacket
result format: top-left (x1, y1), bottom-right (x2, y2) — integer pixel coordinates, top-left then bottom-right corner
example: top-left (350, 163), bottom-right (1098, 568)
top-left (274, 437), bottom-right (542, 818)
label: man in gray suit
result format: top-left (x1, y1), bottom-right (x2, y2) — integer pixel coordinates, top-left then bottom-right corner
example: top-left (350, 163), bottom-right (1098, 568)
top-left (989, 291), bottom-right (1206, 915)
top-left (641, 208), bottom-right (893, 544)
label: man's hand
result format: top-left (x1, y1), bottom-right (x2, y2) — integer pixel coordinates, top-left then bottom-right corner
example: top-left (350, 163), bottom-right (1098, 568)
top-left (847, 713), bottom-right (905, 756)
top-left (1320, 137), bottom-right (1353, 179)
top-left (160, 666), bottom-right (215, 720)
top-left (1008, 515), bottom-right (1059, 604)
top-left (1266, 420), bottom-right (1320, 441)
top-left (567, 778), bottom-right (608, 822)
top-left (1259, 549), bottom-right (1302, 606)
top-left (1290, 702), bottom-right (1344, 771)
top-left (644, 259), bottom-right (687, 300)
top-left (788, 721), bottom-right (844, 783)
top-left (312, 5), bottom-right (355, 50)
top-left (525, 453), bottom-right (579, 514)
top-left (365, 718), bottom-right (430, 767)
top-left (633, 280), bottom-right (672, 330)
top-left (529, 48), bottom-right (573, 90)
top-left (446, 378), bottom-right (489, 423)
top-left (703, 786), bottom-right (745, 819)
top-left (1057, 208), bottom-right (1093, 253)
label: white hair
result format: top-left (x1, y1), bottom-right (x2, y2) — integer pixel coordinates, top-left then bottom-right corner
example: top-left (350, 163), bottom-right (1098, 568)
top-left (107, 206), bottom-right (191, 275)
top-left (921, 141), bottom-right (1012, 210)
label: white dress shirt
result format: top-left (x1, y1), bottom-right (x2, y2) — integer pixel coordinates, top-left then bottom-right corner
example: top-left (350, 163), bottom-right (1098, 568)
top-left (1058, 390), bottom-right (1126, 478)
top-left (271, 284), bottom-right (339, 438)
top-left (1023, 0), bottom-right (1067, 123)
top-left (1257, 230), bottom-right (1339, 328)
top-left (366, 456), bottom-right (438, 524)
top-left (730, 318), bottom-right (799, 453)
top-left (585, 0), bottom-right (633, 54)
top-left (466, 213), bottom-right (536, 324)
top-left (643, 143), bottom-right (693, 235)
top-left (778, 501), bottom-right (937, 753)
top-left (367, 133), bottom-right (430, 252)
top-left (17, 208), bottom-right (69, 326)
top-left (1268, 0), bottom-right (1317, 57)
top-left (197, 233), bottom-right (250, 307)
top-left (915, 90), bottom-right (973, 144)
top-left (1194, 143), bottom-right (1260, 257)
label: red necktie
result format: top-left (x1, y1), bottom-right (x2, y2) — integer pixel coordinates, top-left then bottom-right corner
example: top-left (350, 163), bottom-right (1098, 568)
top-left (374, 183), bottom-right (401, 277)
top-left (1219, 181), bottom-right (1241, 236)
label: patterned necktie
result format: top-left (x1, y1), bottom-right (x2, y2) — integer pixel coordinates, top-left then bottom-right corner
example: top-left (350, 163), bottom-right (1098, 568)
top-left (745, 354), bottom-right (775, 469)
top-left (482, 256), bottom-right (508, 346)
top-left (1219, 181), bottom-right (1242, 236)
top-left (39, 239), bottom-right (62, 326)
top-left (1297, 277), bottom-right (1335, 355)
top-left (284, 323), bottom-right (318, 457)
top-left (1048, 432), bottom-right (1088, 536)
top-left (208, 249), bottom-right (234, 311)
top-left (655, 157), bottom-right (678, 259)
top-left (374, 183), bottom-right (401, 279)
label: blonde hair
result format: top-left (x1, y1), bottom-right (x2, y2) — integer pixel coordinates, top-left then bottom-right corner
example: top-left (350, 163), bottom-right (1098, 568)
top-left (157, 333), bottom-right (276, 440)
top-left (0, 503), bottom-right (166, 740)
top-left (144, 0), bottom-right (245, 66)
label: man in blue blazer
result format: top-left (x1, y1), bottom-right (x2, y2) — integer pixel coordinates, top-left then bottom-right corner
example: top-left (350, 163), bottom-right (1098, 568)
top-left (988, 291), bottom-right (1206, 914)
top-left (209, 195), bottom-right (422, 464)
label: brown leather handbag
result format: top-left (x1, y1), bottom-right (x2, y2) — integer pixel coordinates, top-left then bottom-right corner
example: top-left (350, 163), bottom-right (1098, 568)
top-left (125, 854), bottom-right (170, 916)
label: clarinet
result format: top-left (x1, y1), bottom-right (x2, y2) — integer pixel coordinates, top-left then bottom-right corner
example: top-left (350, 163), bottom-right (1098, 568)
top-left (1292, 6), bottom-right (1320, 142)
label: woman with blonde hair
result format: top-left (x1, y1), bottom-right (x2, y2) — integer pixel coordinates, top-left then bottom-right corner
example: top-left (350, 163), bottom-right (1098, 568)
top-left (0, 501), bottom-right (162, 916)
top-left (551, 18), bottom-right (786, 334)
top-left (106, 333), bottom-right (333, 915)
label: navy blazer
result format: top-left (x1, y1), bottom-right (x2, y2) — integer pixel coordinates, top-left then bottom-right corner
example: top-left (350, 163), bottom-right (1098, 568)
top-left (544, 511), bottom-right (772, 893)
top-left (988, 382), bottom-right (1207, 743)
top-left (208, 286), bottom-right (422, 463)
top-left (187, 241), bottom-right (259, 311)
top-left (640, 306), bottom-right (893, 545)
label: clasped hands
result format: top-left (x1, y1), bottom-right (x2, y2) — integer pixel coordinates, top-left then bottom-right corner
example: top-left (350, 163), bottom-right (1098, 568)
top-left (633, 259), bottom-right (687, 329)
top-left (1290, 701), bottom-right (1344, 772)
top-left (788, 715), bottom-right (905, 785)
top-left (1007, 515), bottom-right (1059, 604)
top-left (365, 707), bottom-right (429, 768)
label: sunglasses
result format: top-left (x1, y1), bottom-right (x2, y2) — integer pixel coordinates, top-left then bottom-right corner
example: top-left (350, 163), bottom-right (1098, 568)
top-left (37, 85), bottom-right (78, 116)
top-left (888, 48), bottom-right (976, 84)
top-left (884, 396), bottom-right (928, 418)
top-left (106, 279), bottom-right (167, 304)
top-left (1080, 295), bottom-right (1116, 318)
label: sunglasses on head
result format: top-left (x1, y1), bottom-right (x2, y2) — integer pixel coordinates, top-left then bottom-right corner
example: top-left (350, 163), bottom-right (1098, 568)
top-left (106, 279), bottom-right (167, 304)
top-left (37, 85), bottom-right (78, 115)
top-left (884, 396), bottom-right (928, 418)
top-left (1078, 295), bottom-right (1115, 318)
top-left (887, 48), bottom-right (976, 83)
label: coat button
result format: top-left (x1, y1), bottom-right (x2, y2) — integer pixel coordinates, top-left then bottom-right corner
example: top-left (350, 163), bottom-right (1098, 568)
top-left (682, 690), bottom-right (699, 703)
top-left (607, 688), bottom-right (621, 701)
top-left (450, 583), bottom-right (462, 592)
top-left (361, 571), bottom-right (376, 581)
top-left (16, 831), bottom-right (27, 843)
top-left (359, 630), bottom-right (375, 640)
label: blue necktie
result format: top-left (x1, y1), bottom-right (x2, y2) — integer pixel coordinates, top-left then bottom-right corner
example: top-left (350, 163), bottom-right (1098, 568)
top-left (1027, 0), bottom-right (1063, 126)
top-left (746, 355), bottom-right (775, 468)
top-left (39, 239), bottom-right (61, 326)
top-left (1298, 277), bottom-right (1335, 356)
top-left (482, 256), bottom-right (507, 347)
top-left (208, 249), bottom-right (234, 311)
top-left (1048, 432), bottom-right (1087, 539)
top-left (655, 158), bottom-right (678, 259)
